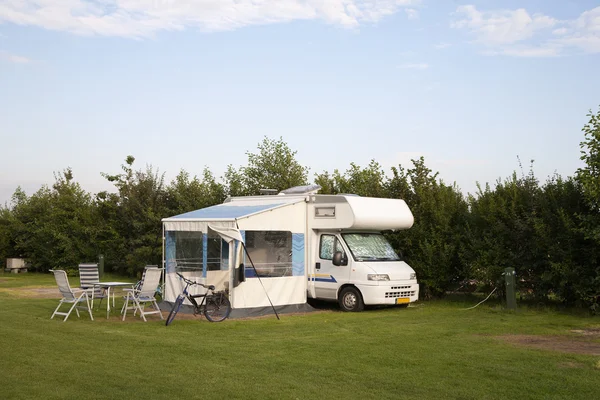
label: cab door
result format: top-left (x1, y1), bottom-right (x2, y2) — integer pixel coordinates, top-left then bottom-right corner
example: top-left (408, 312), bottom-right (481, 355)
top-left (313, 233), bottom-right (350, 300)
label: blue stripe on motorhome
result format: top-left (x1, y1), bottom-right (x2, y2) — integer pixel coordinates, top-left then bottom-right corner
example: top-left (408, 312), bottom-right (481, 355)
top-left (292, 233), bottom-right (304, 276)
top-left (308, 275), bottom-right (337, 283)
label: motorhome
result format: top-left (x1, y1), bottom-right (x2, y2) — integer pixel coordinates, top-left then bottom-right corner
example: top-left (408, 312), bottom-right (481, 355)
top-left (161, 185), bottom-right (419, 316)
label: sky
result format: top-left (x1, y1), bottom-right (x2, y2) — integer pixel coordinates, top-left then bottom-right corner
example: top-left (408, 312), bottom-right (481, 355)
top-left (1, 0), bottom-right (599, 206)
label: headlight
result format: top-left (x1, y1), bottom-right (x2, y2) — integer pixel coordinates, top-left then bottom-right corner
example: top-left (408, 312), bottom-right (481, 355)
top-left (367, 274), bottom-right (390, 281)
top-left (410, 273), bottom-right (416, 280)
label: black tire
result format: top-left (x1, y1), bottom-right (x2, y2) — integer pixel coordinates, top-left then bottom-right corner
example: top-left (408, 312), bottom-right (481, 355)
top-left (338, 286), bottom-right (364, 312)
top-left (165, 296), bottom-right (184, 326)
top-left (204, 293), bottom-right (231, 322)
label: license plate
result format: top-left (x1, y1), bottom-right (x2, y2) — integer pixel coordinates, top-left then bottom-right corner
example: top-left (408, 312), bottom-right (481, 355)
top-left (396, 298), bottom-right (410, 304)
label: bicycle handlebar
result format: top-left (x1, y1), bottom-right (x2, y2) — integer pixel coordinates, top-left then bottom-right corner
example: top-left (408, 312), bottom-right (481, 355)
top-left (176, 272), bottom-right (215, 291)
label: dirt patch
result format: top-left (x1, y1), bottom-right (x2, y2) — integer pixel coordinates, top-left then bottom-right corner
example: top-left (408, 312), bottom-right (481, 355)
top-left (570, 328), bottom-right (600, 337)
top-left (496, 334), bottom-right (600, 356)
top-left (0, 286), bottom-right (61, 299)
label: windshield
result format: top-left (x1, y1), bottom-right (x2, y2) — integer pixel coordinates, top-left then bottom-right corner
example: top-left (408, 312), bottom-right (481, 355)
top-left (341, 233), bottom-right (401, 262)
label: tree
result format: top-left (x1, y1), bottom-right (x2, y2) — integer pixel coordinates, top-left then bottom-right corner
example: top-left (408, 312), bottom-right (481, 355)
top-left (7, 169), bottom-right (98, 273)
top-left (533, 175), bottom-right (597, 306)
top-left (225, 137), bottom-right (309, 196)
top-left (468, 168), bottom-right (543, 298)
top-left (333, 160), bottom-right (387, 197)
top-left (386, 157), bottom-right (470, 298)
top-left (99, 156), bottom-right (168, 276)
top-left (574, 106), bottom-right (600, 309)
top-left (576, 107), bottom-right (600, 241)
top-left (166, 168), bottom-right (226, 216)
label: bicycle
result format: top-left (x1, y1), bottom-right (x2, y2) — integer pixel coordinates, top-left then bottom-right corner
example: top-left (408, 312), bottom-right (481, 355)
top-left (165, 272), bottom-right (232, 325)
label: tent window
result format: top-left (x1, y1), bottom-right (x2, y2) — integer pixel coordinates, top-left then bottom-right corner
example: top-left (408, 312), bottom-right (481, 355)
top-left (173, 231), bottom-right (204, 272)
top-left (244, 231), bottom-right (292, 277)
top-left (206, 229), bottom-right (229, 271)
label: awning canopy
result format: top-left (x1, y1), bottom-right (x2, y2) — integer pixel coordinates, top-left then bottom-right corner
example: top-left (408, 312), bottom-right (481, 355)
top-left (208, 225), bottom-right (244, 243)
top-left (161, 199), bottom-right (302, 232)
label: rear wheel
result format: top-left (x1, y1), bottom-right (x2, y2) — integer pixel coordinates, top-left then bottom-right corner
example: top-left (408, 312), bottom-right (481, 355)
top-left (204, 293), bottom-right (231, 322)
top-left (165, 296), bottom-right (184, 326)
top-left (339, 287), bottom-right (364, 312)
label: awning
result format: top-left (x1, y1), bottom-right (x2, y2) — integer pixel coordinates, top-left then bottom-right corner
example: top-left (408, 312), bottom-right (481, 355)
top-left (162, 199), bottom-right (303, 232)
top-left (208, 225), bottom-right (244, 243)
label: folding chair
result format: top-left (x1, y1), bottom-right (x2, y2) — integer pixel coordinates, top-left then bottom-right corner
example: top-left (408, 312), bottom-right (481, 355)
top-left (78, 263), bottom-right (107, 309)
top-left (50, 270), bottom-right (94, 322)
top-left (120, 265), bottom-right (160, 316)
top-left (122, 267), bottom-right (164, 322)
top-left (134, 265), bottom-right (159, 291)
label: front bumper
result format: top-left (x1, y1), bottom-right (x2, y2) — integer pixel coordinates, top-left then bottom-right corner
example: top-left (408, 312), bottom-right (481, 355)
top-left (357, 282), bottom-right (419, 305)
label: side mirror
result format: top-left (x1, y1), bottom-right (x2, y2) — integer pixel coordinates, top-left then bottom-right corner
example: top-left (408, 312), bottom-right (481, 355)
top-left (332, 251), bottom-right (348, 266)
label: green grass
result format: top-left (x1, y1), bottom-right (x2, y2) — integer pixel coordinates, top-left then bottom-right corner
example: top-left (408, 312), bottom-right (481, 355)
top-left (1, 272), bottom-right (599, 400)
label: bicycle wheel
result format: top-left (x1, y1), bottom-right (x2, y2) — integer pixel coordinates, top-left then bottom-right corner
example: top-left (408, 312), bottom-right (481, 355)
top-left (165, 295), bottom-right (184, 326)
top-left (204, 292), bottom-right (231, 322)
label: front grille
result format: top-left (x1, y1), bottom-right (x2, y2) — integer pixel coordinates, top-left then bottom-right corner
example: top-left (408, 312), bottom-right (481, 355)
top-left (385, 291), bottom-right (416, 298)
top-left (391, 285), bottom-right (411, 290)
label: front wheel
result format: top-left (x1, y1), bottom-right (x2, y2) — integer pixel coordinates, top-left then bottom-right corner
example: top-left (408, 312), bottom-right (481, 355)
top-left (338, 287), bottom-right (364, 312)
top-left (204, 293), bottom-right (231, 322)
top-left (165, 296), bottom-right (184, 326)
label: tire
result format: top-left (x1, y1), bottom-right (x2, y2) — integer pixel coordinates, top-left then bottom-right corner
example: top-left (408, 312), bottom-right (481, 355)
top-left (165, 296), bottom-right (184, 326)
top-left (338, 286), bottom-right (364, 312)
top-left (204, 293), bottom-right (232, 322)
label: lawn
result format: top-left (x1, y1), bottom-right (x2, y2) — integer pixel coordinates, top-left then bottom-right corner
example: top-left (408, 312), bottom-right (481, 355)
top-left (0, 272), bottom-right (599, 400)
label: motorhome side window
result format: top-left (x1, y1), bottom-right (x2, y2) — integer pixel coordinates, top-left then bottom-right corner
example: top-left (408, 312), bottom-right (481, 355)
top-left (244, 231), bottom-right (292, 277)
top-left (319, 235), bottom-right (345, 260)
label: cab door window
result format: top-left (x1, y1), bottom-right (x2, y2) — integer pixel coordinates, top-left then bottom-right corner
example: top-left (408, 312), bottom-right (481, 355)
top-left (319, 235), bottom-right (345, 260)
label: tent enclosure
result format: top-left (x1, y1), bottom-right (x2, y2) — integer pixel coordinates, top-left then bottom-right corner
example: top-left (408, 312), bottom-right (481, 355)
top-left (162, 194), bottom-right (309, 317)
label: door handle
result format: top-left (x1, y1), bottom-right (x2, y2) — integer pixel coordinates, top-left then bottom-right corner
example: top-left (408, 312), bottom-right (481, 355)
top-left (315, 262), bottom-right (321, 270)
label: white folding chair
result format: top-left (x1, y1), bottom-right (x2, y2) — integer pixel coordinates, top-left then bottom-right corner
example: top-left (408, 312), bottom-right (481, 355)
top-left (120, 265), bottom-right (160, 316)
top-left (78, 263), bottom-right (107, 309)
top-left (50, 270), bottom-right (94, 322)
top-left (122, 268), bottom-right (164, 322)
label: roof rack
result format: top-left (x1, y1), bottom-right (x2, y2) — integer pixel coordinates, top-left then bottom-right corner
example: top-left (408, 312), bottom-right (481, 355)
top-left (278, 185), bottom-right (322, 195)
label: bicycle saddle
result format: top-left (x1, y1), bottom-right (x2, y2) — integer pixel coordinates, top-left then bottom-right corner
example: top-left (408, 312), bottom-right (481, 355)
top-left (208, 285), bottom-right (215, 290)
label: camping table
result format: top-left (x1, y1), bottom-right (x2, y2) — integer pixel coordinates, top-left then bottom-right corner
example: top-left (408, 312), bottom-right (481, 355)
top-left (93, 282), bottom-right (134, 319)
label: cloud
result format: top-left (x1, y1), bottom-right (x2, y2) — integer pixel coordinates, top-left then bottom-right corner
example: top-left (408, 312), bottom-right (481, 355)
top-left (434, 42), bottom-right (451, 49)
top-left (405, 8), bottom-right (418, 20)
top-left (398, 62), bottom-right (429, 69)
top-left (452, 5), bottom-right (600, 56)
top-left (452, 5), bottom-right (557, 45)
top-left (0, 0), bottom-right (420, 38)
top-left (0, 51), bottom-right (32, 63)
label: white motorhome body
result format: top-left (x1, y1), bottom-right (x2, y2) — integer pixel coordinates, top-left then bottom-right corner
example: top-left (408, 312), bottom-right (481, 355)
top-left (161, 187), bottom-right (419, 315)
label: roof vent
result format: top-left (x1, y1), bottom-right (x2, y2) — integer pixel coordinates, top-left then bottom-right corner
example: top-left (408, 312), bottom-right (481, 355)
top-left (279, 184), bottom-right (322, 195)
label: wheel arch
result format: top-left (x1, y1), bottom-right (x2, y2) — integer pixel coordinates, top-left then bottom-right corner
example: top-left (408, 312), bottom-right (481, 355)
top-left (337, 283), bottom-right (362, 300)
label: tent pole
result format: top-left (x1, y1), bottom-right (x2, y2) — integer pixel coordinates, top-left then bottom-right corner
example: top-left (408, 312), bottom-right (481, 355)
top-left (240, 242), bottom-right (280, 320)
